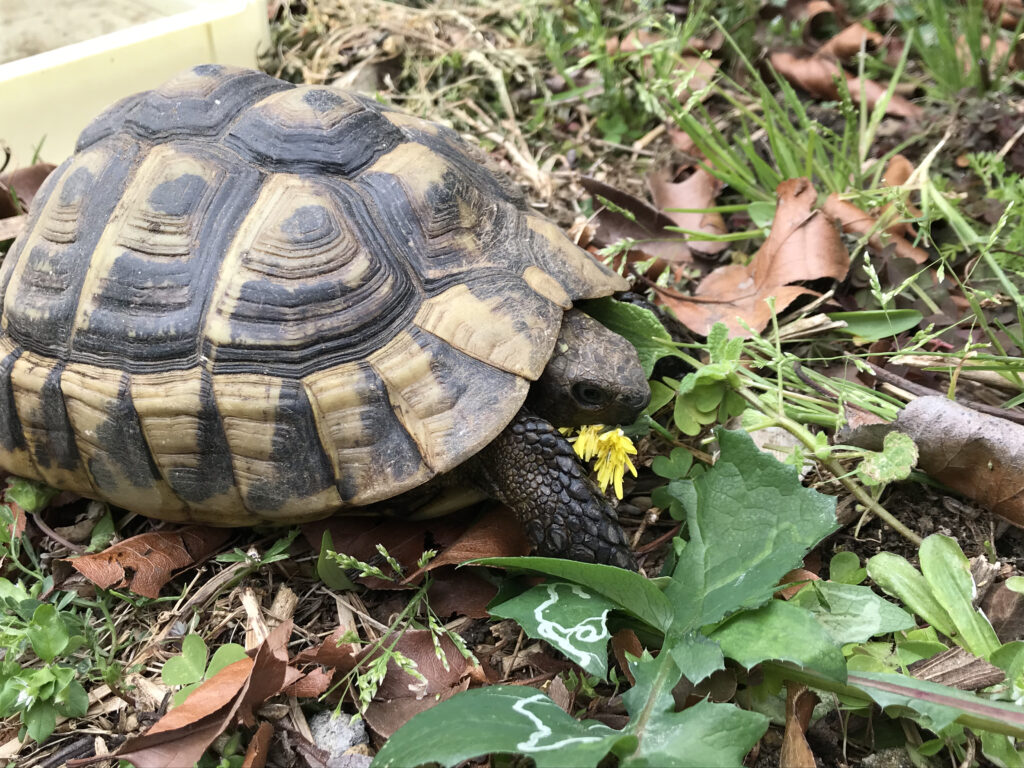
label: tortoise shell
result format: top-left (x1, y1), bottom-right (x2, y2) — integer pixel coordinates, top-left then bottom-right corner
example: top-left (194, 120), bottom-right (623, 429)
top-left (0, 65), bottom-right (627, 525)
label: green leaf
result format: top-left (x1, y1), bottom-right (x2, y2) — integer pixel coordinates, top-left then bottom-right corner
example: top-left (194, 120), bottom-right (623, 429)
top-left (981, 730), bottom-right (1024, 767)
top-left (162, 635), bottom-right (209, 687)
top-left (666, 429), bottom-right (839, 631)
top-left (651, 448), bottom-right (694, 480)
top-left (4, 478), bottom-right (57, 514)
top-left (919, 535), bottom-right (1000, 658)
top-left (26, 604), bottom-right (69, 663)
top-left (54, 679), bottom-right (88, 718)
top-left (207, 644), bottom-right (248, 677)
top-left (372, 686), bottom-right (625, 768)
top-left (710, 600), bottom-right (846, 682)
top-left (25, 700), bottom-right (56, 744)
top-left (490, 583), bottom-right (616, 679)
top-left (866, 552), bottom-right (957, 638)
top-left (828, 551), bottom-right (866, 585)
top-left (621, 698), bottom-right (768, 768)
top-left (827, 309), bottom-right (924, 341)
top-left (666, 632), bottom-right (724, 684)
top-left (644, 381), bottom-right (676, 417)
top-left (788, 580), bottom-right (915, 645)
top-left (472, 558), bottom-right (673, 631)
top-left (87, 509), bottom-right (116, 552)
top-left (583, 297), bottom-right (675, 378)
top-left (317, 531), bottom-right (356, 591)
top-left (855, 431), bottom-right (918, 486)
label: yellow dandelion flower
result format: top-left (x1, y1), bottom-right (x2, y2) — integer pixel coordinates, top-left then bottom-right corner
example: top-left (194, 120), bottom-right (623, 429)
top-left (566, 426), bottom-right (638, 499)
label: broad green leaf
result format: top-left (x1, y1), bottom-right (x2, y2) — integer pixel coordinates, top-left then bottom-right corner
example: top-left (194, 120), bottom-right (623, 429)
top-left (644, 381), bottom-right (676, 417)
top-left (87, 509), bottom-right (116, 552)
top-left (372, 686), bottom-right (625, 768)
top-left (651, 448), bottom-right (694, 480)
top-left (981, 731), bottom-right (1024, 767)
top-left (472, 558), bottom-right (673, 631)
top-left (919, 535), bottom-right (1000, 658)
top-left (827, 309), bottom-right (923, 340)
top-left (849, 670), bottom-right (1024, 736)
top-left (666, 429), bottom-right (838, 631)
top-left (866, 552), bottom-right (956, 638)
top-left (583, 297), bottom-right (675, 378)
top-left (4, 478), bottom-right (57, 514)
top-left (710, 600), bottom-right (846, 682)
top-left (26, 700), bottom-right (56, 744)
top-left (490, 583), bottom-right (617, 679)
top-left (162, 635), bottom-right (209, 687)
top-left (788, 580), bottom-right (914, 644)
top-left (54, 679), bottom-right (88, 717)
top-left (829, 551), bottom-right (866, 585)
top-left (991, 641), bottom-right (1024, 693)
top-left (666, 632), bottom-right (724, 684)
top-left (621, 698), bottom-right (768, 768)
top-left (27, 605), bottom-right (69, 663)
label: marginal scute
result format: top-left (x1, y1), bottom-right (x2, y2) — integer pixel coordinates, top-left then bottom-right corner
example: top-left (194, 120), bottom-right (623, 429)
top-left (9, 354), bottom-right (94, 495)
top-left (303, 363), bottom-right (431, 504)
top-left (522, 266), bottom-right (572, 309)
top-left (0, 338), bottom-right (30, 475)
top-left (60, 364), bottom-right (186, 515)
top-left (526, 215), bottom-right (629, 299)
top-left (368, 327), bottom-right (529, 473)
top-left (211, 373), bottom-right (342, 521)
top-left (413, 279), bottom-right (562, 380)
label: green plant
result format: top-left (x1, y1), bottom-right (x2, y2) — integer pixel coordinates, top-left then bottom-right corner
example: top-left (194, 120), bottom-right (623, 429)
top-left (161, 634), bottom-right (248, 706)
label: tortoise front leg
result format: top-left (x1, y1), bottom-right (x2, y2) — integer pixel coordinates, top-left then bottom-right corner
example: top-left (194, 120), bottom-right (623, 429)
top-left (469, 410), bottom-right (637, 570)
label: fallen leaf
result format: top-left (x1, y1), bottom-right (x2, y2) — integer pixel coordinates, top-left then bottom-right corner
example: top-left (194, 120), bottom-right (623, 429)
top-left (657, 178), bottom-right (849, 336)
top-left (907, 647), bottom-right (1007, 691)
top-left (648, 166), bottom-right (727, 255)
top-left (781, 684), bottom-right (818, 768)
top-left (849, 396), bottom-right (1024, 526)
top-left (611, 629), bottom-right (644, 685)
top-left (770, 51), bottom-right (922, 119)
top-left (284, 667), bottom-right (334, 699)
top-left (818, 23), bottom-right (884, 59)
top-left (823, 194), bottom-right (929, 263)
top-left (427, 569), bottom-right (499, 619)
top-left (581, 176), bottom-right (692, 267)
top-left (0, 214), bottom-right (27, 242)
top-left (777, 568), bottom-right (819, 600)
top-left (0, 163), bottom-right (56, 213)
top-left (241, 721), bottom-right (273, 768)
top-left (70, 622), bottom-right (295, 768)
top-left (981, 581), bottom-right (1024, 644)
top-left (67, 526), bottom-right (231, 598)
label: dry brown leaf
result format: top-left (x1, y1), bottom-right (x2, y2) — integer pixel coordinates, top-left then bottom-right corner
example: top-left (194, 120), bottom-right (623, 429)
top-left (770, 51), bottom-right (923, 119)
top-left (981, 581), bottom-right (1024, 644)
top-left (656, 178), bottom-right (848, 336)
top-left (882, 154), bottom-right (915, 187)
top-left (648, 166), bottom-right (727, 255)
top-left (781, 684), bottom-right (818, 768)
top-left (894, 397), bottom-right (1024, 526)
top-left (818, 23), bottom-right (884, 59)
top-left (67, 526), bottom-right (231, 598)
top-left (611, 629), bottom-right (644, 685)
top-left (426, 569), bottom-right (499, 619)
top-left (581, 176), bottom-right (692, 267)
top-left (283, 667), bottom-right (335, 698)
top-left (776, 568), bottom-right (820, 600)
top-left (413, 506), bottom-right (530, 573)
top-left (241, 721), bottom-right (274, 768)
top-left (70, 622), bottom-right (294, 768)
top-left (985, 0), bottom-right (1024, 28)
top-left (823, 194), bottom-right (929, 263)
top-left (0, 163), bottom-right (56, 213)
top-left (0, 214), bottom-right (27, 242)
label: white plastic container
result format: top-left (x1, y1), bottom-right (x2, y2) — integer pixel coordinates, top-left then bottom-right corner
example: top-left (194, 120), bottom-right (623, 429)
top-left (0, 0), bottom-right (270, 166)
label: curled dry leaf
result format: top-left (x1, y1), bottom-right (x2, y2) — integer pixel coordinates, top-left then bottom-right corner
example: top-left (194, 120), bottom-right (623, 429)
top-left (242, 720), bottom-right (274, 768)
top-left (0, 163), bottom-right (56, 214)
top-left (648, 166), bottom-right (727, 255)
top-left (0, 215), bottom-right (27, 242)
top-left (851, 396), bottom-right (1024, 526)
top-left (656, 178), bottom-right (849, 336)
top-left (770, 51), bottom-right (923, 119)
top-left (822, 194), bottom-right (928, 263)
top-left (781, 684), bottom-right (818, 768)
top-left (69, 621), bottom-right (296, 768)
top-left (67, 526), bottom-right (231, 598)
top-left (817, 23), bottom-right (884, 59)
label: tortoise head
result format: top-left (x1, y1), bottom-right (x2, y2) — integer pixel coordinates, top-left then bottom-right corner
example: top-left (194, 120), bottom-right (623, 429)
top-left (527, 309), bottom-right (650, 428)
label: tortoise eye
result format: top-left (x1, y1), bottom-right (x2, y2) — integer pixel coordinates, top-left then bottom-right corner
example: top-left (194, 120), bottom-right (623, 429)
top-left (572, 382), bottom-right (609, 407)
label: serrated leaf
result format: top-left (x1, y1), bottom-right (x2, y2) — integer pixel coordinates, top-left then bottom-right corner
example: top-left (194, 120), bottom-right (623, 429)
top-left (583, 297), bottom-right (675, 378)
top-left (372, 686), bottom-right (625, 768)
top-left (665, 429), bottom-right (839, 631)
top-left (26, 604), bottom-right (69, 663)
top-left (162, 635), bottom-right (209, 687)
top-left (490, 583), bottom-right (617, 679)
top-left (856, 431), bottom-right (918, 486)
top-left (788, 580), bottom-right (914, 645)
top-left (866, 552), bottom-right (957, 638)
top-left (472, 557), bottom-right (673, 631)
top-left (710, 600), bottom-right (846, 682)
top-left (919, 535), bottom-right (1000, 658)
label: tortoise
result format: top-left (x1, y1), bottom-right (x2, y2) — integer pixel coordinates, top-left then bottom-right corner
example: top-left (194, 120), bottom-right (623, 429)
top-left (0, 65), bottom-right (650, 569)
